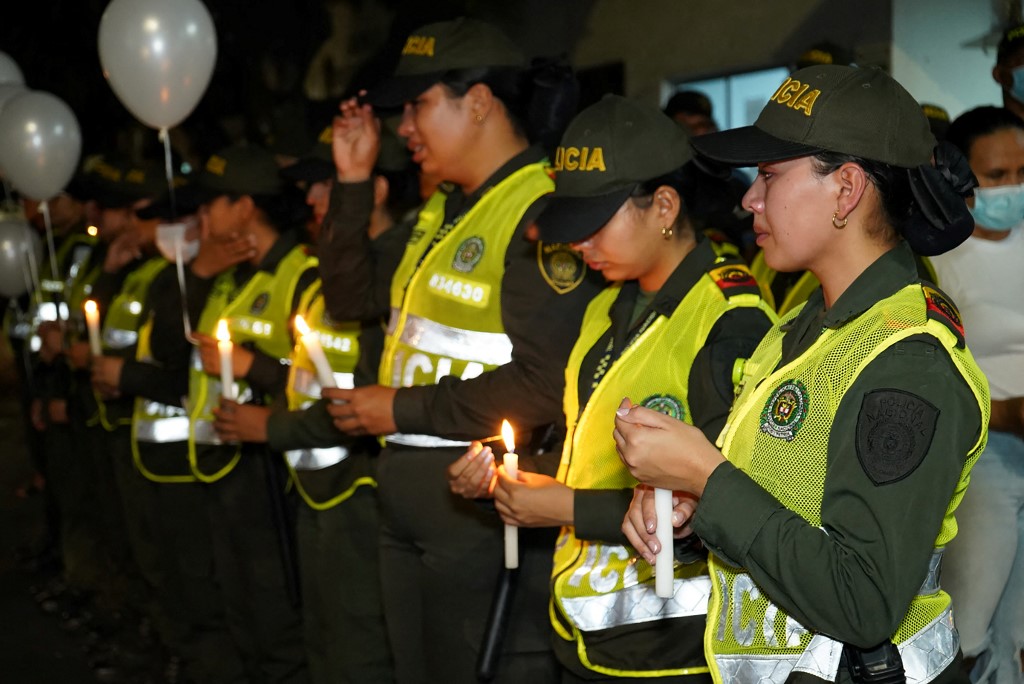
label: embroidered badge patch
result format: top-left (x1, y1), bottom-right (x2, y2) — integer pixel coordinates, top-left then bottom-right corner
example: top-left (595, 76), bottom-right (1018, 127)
top-left (452, 237), bottom-right (484, 273)
top-left (537, 242), bottom-right (585, 294)
top-left (856, 389), bottom-right (938, 485)
top-left (760, 380), bottom-right (809, 441)
top-left (250, 292), bottom-right (270, 315)
top-left (922, 285), bottom-right (965, 347)
top-left (641, 394), bottom-right (685, 421)
top-left (708, 264), bottom-right (761, 297)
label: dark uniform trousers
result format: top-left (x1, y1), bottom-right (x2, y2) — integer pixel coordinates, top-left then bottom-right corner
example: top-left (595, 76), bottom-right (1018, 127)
top-left (377, 445), bottom-right (560, 684)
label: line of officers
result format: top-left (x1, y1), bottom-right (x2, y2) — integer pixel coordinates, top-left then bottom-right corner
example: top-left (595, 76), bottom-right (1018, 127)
top-left (0, 80), bottom-right (946, 684)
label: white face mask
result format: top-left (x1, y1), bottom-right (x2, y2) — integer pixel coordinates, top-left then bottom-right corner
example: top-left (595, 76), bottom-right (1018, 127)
top-left (155, 220), bottom-right (200, 263)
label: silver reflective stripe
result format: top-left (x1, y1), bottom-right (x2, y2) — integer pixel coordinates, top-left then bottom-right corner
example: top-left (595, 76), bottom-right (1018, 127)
top-left (192, 419), bottom-right (223, 445)
top-left (713, 603), bottom-right (958, 684)
top-left (136, 416), bottom-right (190, 443)
top-left (386, 432), bottom-right (471, 448)
top-left (292, 368), bottom-right (355, 397)
top-left (559, 575), bottom-right (710, 632)
top-left (792, 633), bottom-right (844, 680)
top-left (899, 605), bottom-right (958, 684)
top-left (285, 446), bottom-right (350, 470)
top-left (103, 328), bottom-right (138, 349)
top-left (37, 302), bottom-right (64, 322)
top-left (398, 313), bottom-right (513, 367)
top-left (919, 550), bottom-right (943, 595)
top-left (41, 279), bottom-right (64, 293)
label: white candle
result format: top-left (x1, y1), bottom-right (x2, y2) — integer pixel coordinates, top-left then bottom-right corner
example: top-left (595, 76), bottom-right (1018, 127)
top-left (295, 314), bottom-right (336, 389)
top-left (654, 487), bottom-right (674, 598)
top-left (84, 299), bottom-right (102, 356)
top-left (502, 420), bottom-right (519, 570)
top-left (216, 319), bottom-right (235, 400)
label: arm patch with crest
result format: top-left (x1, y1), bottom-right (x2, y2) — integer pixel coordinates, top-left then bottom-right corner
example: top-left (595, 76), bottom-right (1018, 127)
top-left (537, 241), bottom-right (586, 294)
top-left (855, 389), bottom-right (939, 485)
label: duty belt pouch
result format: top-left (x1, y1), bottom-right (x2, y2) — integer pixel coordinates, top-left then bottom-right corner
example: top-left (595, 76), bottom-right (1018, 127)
top-left (843, 641), bottom-right (906, 684)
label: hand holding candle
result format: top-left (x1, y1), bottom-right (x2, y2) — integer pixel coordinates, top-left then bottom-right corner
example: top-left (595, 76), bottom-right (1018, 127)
top-left (295, 314), bottom-right (336, 390)
top-left (216, 319), bottom-right (235, 400)
top-left (501, 420), bottom-right (518, 570)
top-left (654, 488), bottom-right (674, 598)
top-left (84, 299), bottom-right (102, 356)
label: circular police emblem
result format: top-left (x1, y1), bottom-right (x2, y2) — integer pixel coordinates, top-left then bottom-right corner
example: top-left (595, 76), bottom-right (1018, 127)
top-left (641, 394), bottom-right (685, 421)
top-left (760, 380), bottom-right (809, 441)
top-left (250, 292), bottom-right (270, 315)
top-left (453, 237), bottom-right (485, 273)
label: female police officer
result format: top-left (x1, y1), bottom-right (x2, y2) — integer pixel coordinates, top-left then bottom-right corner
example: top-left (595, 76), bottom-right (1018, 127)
top-left (453, 95), bottom-right (775, 681)
top-left (315, 17), bottom-right (602, 684)
top-left (616, 65), bottom-right (988, 684)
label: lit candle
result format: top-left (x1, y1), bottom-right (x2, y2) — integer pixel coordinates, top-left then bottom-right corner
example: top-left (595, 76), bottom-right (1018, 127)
top-left (87, 225), bottom-right (98, 237)
top-left (502, 420), bottom-right (518, 570)
top-left (654, 488), bottom-right (674, 598)
top-left (83, 299), bottom-right (102, 356)
top-left (216, 319), bottom-right (235, 400)
top-left (295, 315), bottom-right (336, 389)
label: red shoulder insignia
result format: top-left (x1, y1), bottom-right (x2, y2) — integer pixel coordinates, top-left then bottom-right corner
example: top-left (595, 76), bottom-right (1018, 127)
top-left (922, 285), bottom-right (965, 348)
top-left (708, 264), bottom-right (761, 297)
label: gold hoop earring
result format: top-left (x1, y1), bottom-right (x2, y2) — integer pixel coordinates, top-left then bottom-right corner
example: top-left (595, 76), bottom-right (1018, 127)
top-left (474, 114), bottom-right (484, 125)
top-left (832, 212), bottom-right (848, 229)
top-left (661, 225), bottom-right (673, 240)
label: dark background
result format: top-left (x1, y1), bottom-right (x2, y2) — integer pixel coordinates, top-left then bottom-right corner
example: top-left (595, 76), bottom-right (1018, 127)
top-left (0, 0), bottom-right (599, 168)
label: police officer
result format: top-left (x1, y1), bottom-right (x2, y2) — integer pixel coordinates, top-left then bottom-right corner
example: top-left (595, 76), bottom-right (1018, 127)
top-left (188, 143), bottom-right (316, 683)
top-left (992, 23), bottom-right (1024, 122)
top-left (617, 65), bottom-right (988, 684)
top-left (455, 95), bottom-right (776, 681)
top-left (323, 17), bottom-right (603, 683)
top-left (210, 127), bottom-right (419, 683)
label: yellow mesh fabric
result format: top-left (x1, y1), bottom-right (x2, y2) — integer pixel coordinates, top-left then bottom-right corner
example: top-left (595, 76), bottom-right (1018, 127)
top-left (709, 283), bottom-right (989, 659)
top-left (549, 269), bottom-right (775, 675)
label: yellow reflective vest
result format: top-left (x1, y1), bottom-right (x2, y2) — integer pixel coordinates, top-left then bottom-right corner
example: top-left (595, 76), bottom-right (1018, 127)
top-left (551, 261), bottom-right (775, 677)
top-left (707, 283), bottom-right (989, 684)
top-left (283, 280), bottom-right (375, 509)
top-left (94, 257), bottom-right (169, 431)
top-left (378, 162), bottom-right (553, 447)
top-left (188, 244), bottom-right (317, 482)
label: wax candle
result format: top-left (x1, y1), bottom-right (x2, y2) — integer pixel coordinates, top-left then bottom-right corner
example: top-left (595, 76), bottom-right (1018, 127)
top-left (216, 319), bottom-right (235, 400)
top-left (502, 420), bottom-right (519, 570)
top-left (295, 315), bottom-right (336, 389)
top-left (654, 487), bottom-right (674, 598)
top-left (83, 299), bottom-right (102, 356)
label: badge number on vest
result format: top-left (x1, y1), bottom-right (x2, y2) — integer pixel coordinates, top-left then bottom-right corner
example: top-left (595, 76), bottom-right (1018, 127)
top-left (760, 380), bottom-right (809, 441)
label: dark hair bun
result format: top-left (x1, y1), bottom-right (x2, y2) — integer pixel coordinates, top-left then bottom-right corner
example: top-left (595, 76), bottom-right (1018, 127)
top-left (902, 142), bottom-right (978, 256)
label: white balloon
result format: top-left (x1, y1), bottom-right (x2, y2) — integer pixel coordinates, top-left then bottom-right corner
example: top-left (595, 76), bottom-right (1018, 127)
top-left (0, 91), bottom-right (82, 201)
top-left (0, 219), bottom-right (43, 298)
top-left (0, 51), bottom-right (24, 86)
top-left (98, 0), bottom-right (218, 129)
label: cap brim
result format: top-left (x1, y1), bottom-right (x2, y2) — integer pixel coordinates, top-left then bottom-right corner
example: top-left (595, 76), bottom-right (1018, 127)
top-left (535, 186), bottom-right (634, 244)
top-left (281, 158), bottom-right (334, 184)
top-left (690, 126), bottom-right (823, 166)
top-left (363, 73), bottom-right (442, 109)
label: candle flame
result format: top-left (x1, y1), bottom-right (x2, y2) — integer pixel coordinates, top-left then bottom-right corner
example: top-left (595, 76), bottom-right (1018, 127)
top-left (216, 319), bottom-right (231, 343)
top-left (294, 314), bottom-right (310, 336)
top-left (84, 299), bottom-right (97, 315)
top-left (87, 225), bottom-right (98, 237)
top-left (501, 420), bottom-right (515, 453)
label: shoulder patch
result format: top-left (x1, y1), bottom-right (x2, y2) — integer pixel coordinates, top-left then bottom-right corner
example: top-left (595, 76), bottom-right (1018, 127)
top-left (855, 389), bottom-right (938, 486)
top-left (537, 241), bottom-right (586, 294)
top-left (250, 292), bottom-right (270, 315)
top-left (708, 263), bottom-right (761, 298)
top-left (922, 285), bottom-right (965, 348)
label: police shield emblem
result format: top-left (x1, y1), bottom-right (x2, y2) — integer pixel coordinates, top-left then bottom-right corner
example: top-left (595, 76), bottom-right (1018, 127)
top-left (453, 237), bottom-right (485, 273)
top-left (641, 394), bottom-right (685, 422)
top-left (251, 292), bottom-right (270, 314)
top-left (538, 242), bottom-right (585, 294)
top-left (760, 379), bottom-right (809, 441)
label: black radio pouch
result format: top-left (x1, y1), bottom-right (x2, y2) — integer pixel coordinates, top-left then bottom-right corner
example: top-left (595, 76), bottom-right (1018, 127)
top-left (844, 641), bottom-right (906, 684)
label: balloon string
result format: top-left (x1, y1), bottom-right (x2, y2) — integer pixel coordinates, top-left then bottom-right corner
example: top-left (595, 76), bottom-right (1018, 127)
top-left (40, 201), bottom-right (62, 315)
top-left (175, 237), bottom-right (197, 345)
top-left (24, 239), bottom-right (42, 307)
top-left (159, 127), bottom-right (178, 220)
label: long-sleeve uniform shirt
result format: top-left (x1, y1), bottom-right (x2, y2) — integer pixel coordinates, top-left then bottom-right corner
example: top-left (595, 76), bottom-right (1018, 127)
top-left (693, 243), bottom-right (985, 661)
